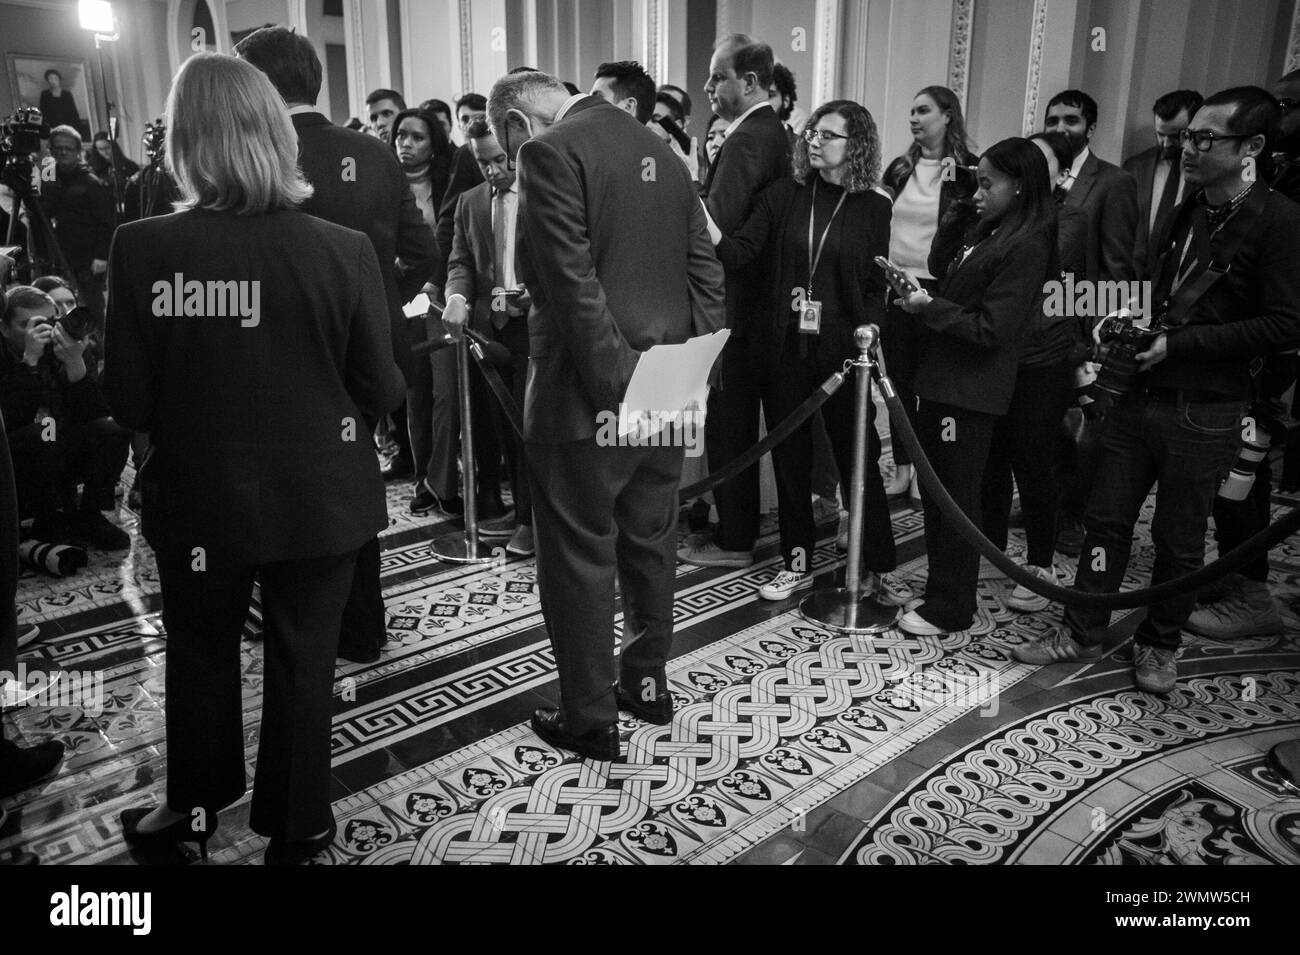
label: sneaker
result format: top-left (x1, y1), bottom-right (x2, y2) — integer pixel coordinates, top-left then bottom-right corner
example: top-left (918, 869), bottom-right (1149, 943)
top-left (1133, 643), bottom-right (1177, 694)
top-left (883, 464), bottom-right (913, 497)
top-left (1185, 580), bottom-right (1282, 639)
top-left (70, 509), bottom-right (129, 551)
top-left (759, 570), bottom-right (813, 601)
top-left (863, 571), bottom-right (915, 607)
top-left (15, 623), bottom-right (40, 650)
top-left (1006, 564), bottom-right (1061, 613)
top-left (896, 609), bottom-right (951, 636)
top-left (679, 541), bottom-right (754, 568)
top-left (1195, 570), bottom-right (1245, 606)
top-left (477, 510), bottom-right (517, 539)
top-left (1012, 625), bottom-right (1102, 664)
top-left (506, 524), bottom-right (535, 557)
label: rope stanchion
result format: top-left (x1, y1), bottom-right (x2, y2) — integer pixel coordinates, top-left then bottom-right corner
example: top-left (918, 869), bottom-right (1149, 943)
top-left (877, 360), bottom-right (1300, 611)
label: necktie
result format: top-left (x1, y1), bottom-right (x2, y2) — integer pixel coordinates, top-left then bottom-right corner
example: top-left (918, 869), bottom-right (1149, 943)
top-left (1151, 160), bottom-right (1181, 244)
top-left (493, 190), bottom-right (509, 330)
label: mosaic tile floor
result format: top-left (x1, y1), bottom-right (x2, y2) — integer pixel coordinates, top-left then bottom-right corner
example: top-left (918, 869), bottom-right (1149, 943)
top-left (3, 435), bottom-right (1299, 866)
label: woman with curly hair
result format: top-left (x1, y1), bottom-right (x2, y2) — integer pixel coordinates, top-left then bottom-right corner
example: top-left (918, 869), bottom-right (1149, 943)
top-left (713, 99), bottom-right (911, 609)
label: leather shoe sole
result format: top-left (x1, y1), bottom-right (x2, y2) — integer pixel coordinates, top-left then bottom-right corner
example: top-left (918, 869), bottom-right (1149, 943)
top-left (531, 708), bottom-right (620, 761)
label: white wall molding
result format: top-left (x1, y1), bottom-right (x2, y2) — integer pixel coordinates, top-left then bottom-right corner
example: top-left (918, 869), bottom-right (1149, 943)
top-left (344, 0), bottom-right (365, 120)
top-left (458, 0), bottom-right (474, 97)
top-left (1021, 0), bottom-right (1048, 136)
top-left (948, 0), bottom-right (973, 107)
top-left (812, 0), bottom-right (839, 109)
top-left (1287, 0), bottom-right (1300, 72)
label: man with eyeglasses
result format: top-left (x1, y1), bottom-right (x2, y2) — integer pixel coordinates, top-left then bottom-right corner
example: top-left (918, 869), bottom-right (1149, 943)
top-left (1016, 87), bottom-right (1300, 696)
top-left (1123, 90), bottom-right (1202, 280)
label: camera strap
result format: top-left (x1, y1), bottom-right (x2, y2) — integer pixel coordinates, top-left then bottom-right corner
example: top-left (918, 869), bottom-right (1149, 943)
top-left (1159, 183), bottom-right (1269, 328)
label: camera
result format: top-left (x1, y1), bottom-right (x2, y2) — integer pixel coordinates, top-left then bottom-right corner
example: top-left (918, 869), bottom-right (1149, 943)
top-left (141, 119), bottom-right (166, 163)
top-left (33, 305), bottom-right (95, 361)
top-left (1091, 315), bottom-right (1160, 405)
top-left (0, 107), bottom-right (49, 181)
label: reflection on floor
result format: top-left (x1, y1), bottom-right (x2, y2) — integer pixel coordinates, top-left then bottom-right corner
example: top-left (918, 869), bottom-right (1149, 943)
top-left (3, 449), bottom-right (1299, 865)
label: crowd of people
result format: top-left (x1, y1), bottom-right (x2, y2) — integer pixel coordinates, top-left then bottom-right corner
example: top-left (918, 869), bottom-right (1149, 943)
top-left (2, 23), bottom-right (1299, 864)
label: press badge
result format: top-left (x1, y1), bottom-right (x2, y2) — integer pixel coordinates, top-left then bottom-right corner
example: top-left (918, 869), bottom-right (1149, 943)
top-left (799, 300), bottom-right (823, 334)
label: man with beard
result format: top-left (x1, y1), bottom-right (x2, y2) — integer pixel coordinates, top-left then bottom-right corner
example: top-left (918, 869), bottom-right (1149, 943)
top-left (1124, 90), bottom-right (1202, 280)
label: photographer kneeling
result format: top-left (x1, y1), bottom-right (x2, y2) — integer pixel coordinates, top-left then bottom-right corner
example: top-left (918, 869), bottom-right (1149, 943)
top-left (0, 286), bottom-right (129, 551)
top-left (1014, 87), bottom-right (1300, 693)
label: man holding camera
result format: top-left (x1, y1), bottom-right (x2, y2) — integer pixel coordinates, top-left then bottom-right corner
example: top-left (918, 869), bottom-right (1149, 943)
top-left (0, 286), bottom-right (128, 551)
top-left (1016, 87), bottom-right (1300, 694)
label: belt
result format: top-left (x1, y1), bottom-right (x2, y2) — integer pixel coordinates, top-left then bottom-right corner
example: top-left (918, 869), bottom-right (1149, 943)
top-left (1135, 385), bottom-right (1240, 404)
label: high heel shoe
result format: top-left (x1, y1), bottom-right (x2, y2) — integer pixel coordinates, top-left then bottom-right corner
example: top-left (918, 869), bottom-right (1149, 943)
top-left (120, 807), bottom-right (217, 861)
top-left (264, 821), bottom-right (338, 866)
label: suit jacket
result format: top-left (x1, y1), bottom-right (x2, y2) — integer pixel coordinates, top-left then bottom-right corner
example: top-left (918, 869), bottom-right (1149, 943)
top-left (516, 96), bottom-right (726, 444)
top-left (1123, 145), bottom-right (1184, 279)
top-left (103, 209), bottom-right (406, 563)
top-left (702, 104), bottom-right (791, 333)
top-left (292, 111), bottom-right (437, 384)
top-left (444, 180), bottom-right (513, 332)
top-left (433, 143), bottom-right (487, 291)
top-left (1061, 150), bottom-right (1139, 283)
top-left (41, 165), bottom-right (114, 270)
top-left (914, 222), bottom-right (1056, 415)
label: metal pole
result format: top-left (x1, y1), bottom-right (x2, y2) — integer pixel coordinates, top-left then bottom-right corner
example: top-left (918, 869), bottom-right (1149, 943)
top-left (798, 324), bottom-right (897, 634)
top-left (429, 334), bottom-right (496, 564)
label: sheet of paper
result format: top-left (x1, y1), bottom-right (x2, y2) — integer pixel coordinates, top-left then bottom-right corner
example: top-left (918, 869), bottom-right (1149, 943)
top-left (618, 329), bottom-right (730, 437)
top-left (403, 292), bottom-right (432, 318)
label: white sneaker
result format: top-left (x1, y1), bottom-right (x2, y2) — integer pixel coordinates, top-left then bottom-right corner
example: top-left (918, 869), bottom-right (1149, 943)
top-left (883, 464), bottom-right (913, 497)
top-left (759, 570), bottom-right (813, 601)
top-left (1006, 564), bottom-right (1060, 613)
top-left (863, 571), bottom-right (915, 607)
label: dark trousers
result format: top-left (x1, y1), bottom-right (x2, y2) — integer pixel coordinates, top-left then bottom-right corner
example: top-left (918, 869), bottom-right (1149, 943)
top-left (486, 315), bottom-right (530, 524)
top-left (1211, 444), bottom-right (1272, 582)
top-left (401, 318), bottom-right (435, 485)
top-left (981, 360), bottom-right (1075, 567)
top-left (915, 399), bottom-right (997, 630)
top-left (338, 413), bottom-right (387, 659)
top-left (156, 541), bottom-right (358, 840)
top-left (528, 437), bottom-right (683, 733)
top-left (0, 417), bottom-right (18, 674)
top-left (1057, 412), bottom-right (1109, 522)
top-left (878, 282), bottom-right (931, 467)
top-left (9, 416), bottom-right (129, 521)
top-left (1064, 395), bottom-right (1244, 651)
top-left (705, 337), bottom-right (762, 552)
top-left (766, 330), bottom-right (894, 573)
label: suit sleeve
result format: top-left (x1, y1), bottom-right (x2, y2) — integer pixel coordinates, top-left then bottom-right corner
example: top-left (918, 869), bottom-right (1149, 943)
top-left (517, 136), bottom-right (640, 410)
top-left (860, 200), bottom-right (891, 328)
top-left (705, 132), bottom-right (769, 234)
top-left (347, 237), bottom-right (407, 418)
top-left (433, 148), bottom-right (484, 291)
top-left (102, 229), bottom-right (158, 431)
top-left (918, 235), bottom-right (1051, 350)
top-left (394, 174), bottom-right (438, 303)
top-left (1099, 169), bottom-right (1140, 282)
top-left (715, 180), bottom-right (778, 272)
top-left (444, 193), bottom-right (477, 305)
top-left (687, 195), bottom-right (726, 338)
top-left (89, 178), bottom-right (115, 262)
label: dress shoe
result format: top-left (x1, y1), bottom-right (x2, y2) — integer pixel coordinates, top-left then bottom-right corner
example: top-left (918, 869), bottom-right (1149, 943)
top-left (70, 508), bottom-right (130, 552)
top-left (678, 541), bottom-right (753, 568)
top-left (337, 643), bottom-right (382, 664)
top-left (120, 805), bottom-right (217, 861)
top-left (265, 821), bottom-right (338, 866)
top-left (380, 455), bottom-right (414, 481)
top-left (0, 738), bottom-right (65, 800)
top-left (477, 510), bottom-right (517, 539)
top-left (615, 683), bottom-right (673, 725)
top-left (530, 708), bottom-right (620, 761)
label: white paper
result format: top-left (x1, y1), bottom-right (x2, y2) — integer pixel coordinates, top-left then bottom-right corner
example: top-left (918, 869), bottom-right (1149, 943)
top-left (403, 292), bottom-right (432, 318)
top-left (618, 329), bottom-right (730, 438)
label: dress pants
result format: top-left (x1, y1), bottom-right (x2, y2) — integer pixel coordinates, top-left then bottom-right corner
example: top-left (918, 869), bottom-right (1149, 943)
top-left (487, 314), bottom-right (531, 524)
top-left (402, 318), bottom-right (437, 487)
top-left (8, 416), bottom-right (130, 520)
top-left (528, 437), bottom-right (683, 733)
top-left (915, 399), bottom-right (997, 630)
top-left (0, 414), bottom-right (19, 674)
top-left (878, 281), bottom-right (933, 468)
top-left (981, 360), bottom-right (1075, 567)
top-left (705, 336), bottom-right (762, 552)
top-left (765, 328), bottom-right (895, 574)
top-left (156, 540), bottom-right (358, 840)
top-left (337, 413), bottom-right (387, 659)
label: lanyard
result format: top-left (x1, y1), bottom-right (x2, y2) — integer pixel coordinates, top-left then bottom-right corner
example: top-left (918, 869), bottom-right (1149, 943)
top-left (807, 179), bottom-right (848, 298)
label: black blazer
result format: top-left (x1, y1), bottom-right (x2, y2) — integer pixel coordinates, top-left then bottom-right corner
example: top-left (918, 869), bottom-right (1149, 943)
top-left (702, 104), bottom-right (791, 333)
top-left (1123, 145), bottom-right (1184, 280)
top-left (292, 112), bottom-right (437, 384)
top-left (516, 97), bottom-right (726, 444)
top-left (103, 208), bottom-right (406, 563)
top-left (914, 223), bottom-right (1056, 415)
top-left (716, 176), bottom-right (890, 372)
top-left (1062, 150), bottom-right (1139, 282)
top-left (434, 143), bottom-right (486, 291)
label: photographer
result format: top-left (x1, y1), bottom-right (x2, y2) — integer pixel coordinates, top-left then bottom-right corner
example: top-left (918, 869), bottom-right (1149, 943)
top-left (0, 286), bottom-right (128, 551)
top-left (122, 120), bottom-right (181, 223)
top-left (39, 126), bottom-right (114, 325)
top-left (1015, 88), bottom-right (1300, 694)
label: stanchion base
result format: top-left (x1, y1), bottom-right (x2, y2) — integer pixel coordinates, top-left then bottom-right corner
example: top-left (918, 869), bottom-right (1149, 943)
top-left (429, 531), bottom-right (499, 565)
top-left (799, 587), bottom-right (899, 634)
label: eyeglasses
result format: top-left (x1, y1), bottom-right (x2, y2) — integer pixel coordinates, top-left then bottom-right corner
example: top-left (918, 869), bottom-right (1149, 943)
top-left (803, 128), bottom-right (849, 145)
top-left (1178, 129), bottom-right (1252, 152)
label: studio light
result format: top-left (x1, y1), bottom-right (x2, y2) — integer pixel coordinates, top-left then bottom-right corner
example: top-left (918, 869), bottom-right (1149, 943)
top-left (77, 0), bottom-right (116, 37)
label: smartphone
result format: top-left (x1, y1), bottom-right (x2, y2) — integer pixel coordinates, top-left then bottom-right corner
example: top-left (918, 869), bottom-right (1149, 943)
top-left (874, 256), bottom-right (920, 297)
top-left (656, 115), bottom-right (693, 156)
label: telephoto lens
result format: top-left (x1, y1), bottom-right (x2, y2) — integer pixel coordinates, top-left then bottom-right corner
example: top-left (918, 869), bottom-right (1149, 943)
top-left (1218, 434), bottom-right (1270, 501)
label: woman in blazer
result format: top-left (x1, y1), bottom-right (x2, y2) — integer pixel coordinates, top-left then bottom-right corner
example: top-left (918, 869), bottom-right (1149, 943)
top-left (894, 137), bottom-right (1059, 635)
top-left (106, 54), bottom-right (405, 865)
top-left (716, 99), bottom-right (911, 608)
top-left (880, 86), bottom-right (978, 502)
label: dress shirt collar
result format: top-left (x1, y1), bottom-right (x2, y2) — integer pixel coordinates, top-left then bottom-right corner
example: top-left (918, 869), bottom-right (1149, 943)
top-left (1060, 145), bottom-right (1090, 191)
top-left (553, 94), bottom-right (587, 124)
top-left (724, 100), bottom-right (773, 138)
top-left (286, 105), bottom-right (321, 117)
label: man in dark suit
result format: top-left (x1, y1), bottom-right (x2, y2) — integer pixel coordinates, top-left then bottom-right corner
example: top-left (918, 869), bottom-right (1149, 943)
top-left (680, 34), bottom-right (791, 570)
top-left (235, 26), bottom-right (438, 663)
top-left (482, 71), bottom-right (725, 759)
top-left (1045, 90), bottom-right (1140, 283)
top-left (1123, 90), bottom-right (1202, 279)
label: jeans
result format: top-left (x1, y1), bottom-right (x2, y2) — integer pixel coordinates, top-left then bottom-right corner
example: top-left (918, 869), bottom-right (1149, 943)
top-left (1064, 393), bottom-right (1245, 651)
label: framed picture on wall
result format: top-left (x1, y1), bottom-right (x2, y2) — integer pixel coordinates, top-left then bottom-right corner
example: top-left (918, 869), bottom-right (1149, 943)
top-left (5, 54), bottom-right (96, 140)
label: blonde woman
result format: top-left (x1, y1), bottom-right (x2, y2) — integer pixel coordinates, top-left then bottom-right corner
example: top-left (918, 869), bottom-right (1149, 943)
top-left (106, 53), bottom-right (404, 864)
